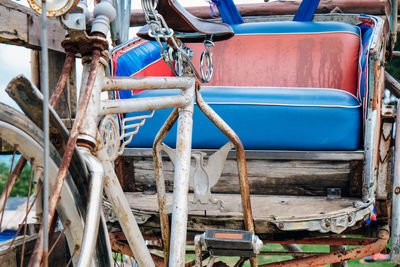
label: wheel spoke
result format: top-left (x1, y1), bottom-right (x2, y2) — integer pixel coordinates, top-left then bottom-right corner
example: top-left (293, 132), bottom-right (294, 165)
top-left (66, 245), bottom-right (80, 267)
top-left (48, 220), bottom-right (70, 256)
top-left (20, 158), bottom-right (36, 267)
top-left (4, 184), bottom-right (43, 256)
top-left (0, 155), bottom-right (28, 231)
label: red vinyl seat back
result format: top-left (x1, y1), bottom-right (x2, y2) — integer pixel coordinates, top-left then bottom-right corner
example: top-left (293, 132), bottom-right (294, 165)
top-left (188, 21), bottom-right (361, 97)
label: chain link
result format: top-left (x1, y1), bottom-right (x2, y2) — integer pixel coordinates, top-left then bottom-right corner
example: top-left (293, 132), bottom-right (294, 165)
top-left (141, 0), bottom-right (214, 83)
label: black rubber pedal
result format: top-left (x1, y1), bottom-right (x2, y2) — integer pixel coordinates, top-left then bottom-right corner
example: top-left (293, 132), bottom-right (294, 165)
top-left (203, 229), bottom-right (260, 257)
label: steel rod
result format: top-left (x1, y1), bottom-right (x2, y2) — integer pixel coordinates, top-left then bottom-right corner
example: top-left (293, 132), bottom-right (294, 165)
top-left (0, 157), bottom-right (27, 218)
top-left (100, 94), bottom-right (188, 115)
top-left (102, 76), bottom-right (194, 91)
top-left (391, 100), bottom-right (400, 263)
top-left (100, 148), bottom-right (155, 267)
top-left (195, 86), bottom-right (256, 266)
top-left (194, 235), bottom-right (202, 267)
top-left (41, 1), bottom-right (50, 266)
top-left (28, 49), bottom-right (101, 267)
top-left (153, 108), bottom-right (179, 266)
top-left (168, 82), bottom-right (195, 267)
top-left (77, 147), bottom-right (104, 267)
top-left (48, 52), bottom-right (75, 107)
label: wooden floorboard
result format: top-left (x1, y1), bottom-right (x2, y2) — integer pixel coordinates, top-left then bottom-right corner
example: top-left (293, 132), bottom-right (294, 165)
top-left (125, 192), bottom-right (358, 220)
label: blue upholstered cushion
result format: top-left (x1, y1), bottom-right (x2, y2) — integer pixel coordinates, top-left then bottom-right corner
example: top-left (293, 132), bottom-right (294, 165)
top-left (125, 86), bottom-right (362, 150)
top-left (113, 21), bottom-right (364, 151)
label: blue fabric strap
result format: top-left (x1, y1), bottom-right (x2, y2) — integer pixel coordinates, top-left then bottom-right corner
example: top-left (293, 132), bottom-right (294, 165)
top-left (293, 0), bottom-right (321, 21)
top-left (212, 0), bottom-right (243, 25)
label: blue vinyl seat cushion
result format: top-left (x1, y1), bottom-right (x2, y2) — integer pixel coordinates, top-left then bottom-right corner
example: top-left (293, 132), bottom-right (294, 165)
top-left (125, 86), bottom-right (362, 150)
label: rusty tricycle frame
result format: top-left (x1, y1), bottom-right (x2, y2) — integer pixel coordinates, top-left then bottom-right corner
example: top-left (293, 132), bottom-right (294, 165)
top-left (0, 0), bottom-right (399, 266)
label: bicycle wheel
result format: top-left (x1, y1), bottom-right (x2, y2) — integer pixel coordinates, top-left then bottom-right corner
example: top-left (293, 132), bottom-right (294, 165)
top-left (0, 103), bottom-right (111, 266)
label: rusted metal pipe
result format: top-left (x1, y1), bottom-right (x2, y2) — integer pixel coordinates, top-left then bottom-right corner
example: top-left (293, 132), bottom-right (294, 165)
top-left (168, 82), bottom-right (195, 266)
top-left (49, 51), bottom-right (76, 107)
top-left (264, 237), bottom-right (378, 246)
top-left (102, 76), bottom-right (194, 91)
top-left (185, 252), bottom-right (210, 267)
top-left (195, 85), bottom-right (256, 267)
top-left (110, 239), bottom-right (165, 267)
top-left (194, 234), bottom-right (202, 267)
top-left (260, 226), bottom-right (389, 267)
top-left (129, 1), bottom-right (393, 26)
top-left (28, 49), bottom-right (102, 267)
top-left (100, 94), bottom-right (188, 116)
top-left (152, 108), bottom-right (179, 266)
top-left (259, 251), bottom-right (329, 257)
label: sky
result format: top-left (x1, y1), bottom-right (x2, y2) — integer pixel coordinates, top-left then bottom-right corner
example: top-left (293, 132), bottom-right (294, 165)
top-left (0, 0), bottom-right (263, 109)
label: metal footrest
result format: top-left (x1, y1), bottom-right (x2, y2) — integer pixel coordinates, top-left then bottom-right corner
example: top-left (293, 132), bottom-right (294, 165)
top-left (200, 229), bottom-right (263, 258)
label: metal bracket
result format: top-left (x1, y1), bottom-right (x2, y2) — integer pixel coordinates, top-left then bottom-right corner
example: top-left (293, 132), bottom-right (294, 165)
top-left (162, 142), bottom-right (241, 212)
top-left (273, 203), bottom-right (373, 234)
top-left (327, 188), bottom-right (342, 200)
top-left (60, 6), bottom-right (86, 31)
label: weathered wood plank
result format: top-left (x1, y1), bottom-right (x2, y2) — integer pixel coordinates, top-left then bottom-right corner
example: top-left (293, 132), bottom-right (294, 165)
top-left (385, 70), bottom-right (400, 98)
top-left (0, 0), bottom-right (64, 52)
top-left (130, 157), bottom-right (358, 196)
top-left (123, 148), bottom-right (364, 161)
top-left (125, 192), bottom-right (360, 234)
top-left (0, 232), bottom-right (67, 266)
top-left (0, 4), bottom-right (27, 43)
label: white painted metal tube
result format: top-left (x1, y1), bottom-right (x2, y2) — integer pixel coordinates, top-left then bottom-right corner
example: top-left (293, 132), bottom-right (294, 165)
top-left (98, 148), bottom-right (155, 267)
top-left (77, 147), bottom-right (105, 267)
top-left (102, 76), bottom-right (194, 91)
top-left (168, 83), bottom-right (195, 267)
top-left (41, 1), bottom-right (50, 263)
top-left (391, 101), bottom-right (400, 264)
top-left (99, 94), bottom-right (188, 115)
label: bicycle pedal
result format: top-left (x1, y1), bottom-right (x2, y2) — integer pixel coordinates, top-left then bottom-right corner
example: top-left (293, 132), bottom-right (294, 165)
top-left (201, 229), bottom-right (263, 258)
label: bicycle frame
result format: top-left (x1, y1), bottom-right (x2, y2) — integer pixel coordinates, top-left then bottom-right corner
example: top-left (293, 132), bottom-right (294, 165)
top-left (15, 0), bottom-right (396, 266)
top-left (77, 52), bottom-right (255, 266)
top-left (78, 54), bottom-right (197, 266)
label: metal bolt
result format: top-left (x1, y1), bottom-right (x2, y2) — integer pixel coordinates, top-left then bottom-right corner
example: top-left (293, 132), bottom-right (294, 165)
top-left (395, 187), bottom-right (400, 195)
top-left (348, 216), bottom-right (352, 222)
top-left (278, 223), bottom-right (284, 229)
top-left (324, 221), bottom-right (330, 228)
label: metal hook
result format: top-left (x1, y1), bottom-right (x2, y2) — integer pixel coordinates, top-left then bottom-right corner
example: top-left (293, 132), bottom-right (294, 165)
top-left (200, 40), bottom-right (215, 83)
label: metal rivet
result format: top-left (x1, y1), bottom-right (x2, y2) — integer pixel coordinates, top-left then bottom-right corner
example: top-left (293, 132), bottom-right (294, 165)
top-left (278, 223), bottom-right (284, 229)
top-left (395, 187), bottom-right (400, 194)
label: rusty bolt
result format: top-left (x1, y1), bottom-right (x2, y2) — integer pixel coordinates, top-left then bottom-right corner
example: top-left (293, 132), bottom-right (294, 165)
top-left (348, 216), bottom-right (352, 222)
top-left (324, 221), bottom-right (331, 228)
top-left (278, 223), bottom-right (284, 229)
top-left (395, 187), bottom-right (400, 195)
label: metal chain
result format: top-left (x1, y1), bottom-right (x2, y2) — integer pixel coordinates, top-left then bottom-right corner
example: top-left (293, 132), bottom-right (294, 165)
top-left (141, 0), bottom-right (214, 83)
